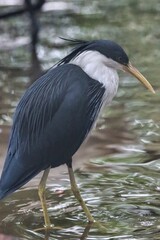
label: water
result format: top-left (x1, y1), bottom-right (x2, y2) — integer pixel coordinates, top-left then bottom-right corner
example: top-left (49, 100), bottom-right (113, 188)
top-left (0, 0), bottom-right (160, 239)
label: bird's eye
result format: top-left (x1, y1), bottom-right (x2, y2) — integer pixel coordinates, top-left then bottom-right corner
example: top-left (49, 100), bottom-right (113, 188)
top-left (117, 56), bottom-right (122, 62)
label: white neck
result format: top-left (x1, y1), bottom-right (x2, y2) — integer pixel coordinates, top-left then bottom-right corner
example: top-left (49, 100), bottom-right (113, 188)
top-left (70, 50), bottom-right (119, 105)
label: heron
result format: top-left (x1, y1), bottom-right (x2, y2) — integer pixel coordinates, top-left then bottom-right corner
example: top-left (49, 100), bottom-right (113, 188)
top-left (0, 39), bottom-right (155, 229)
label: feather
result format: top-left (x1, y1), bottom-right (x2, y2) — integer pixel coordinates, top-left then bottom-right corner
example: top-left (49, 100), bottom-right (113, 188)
top-left (0, 64), bottom-right (105, 198)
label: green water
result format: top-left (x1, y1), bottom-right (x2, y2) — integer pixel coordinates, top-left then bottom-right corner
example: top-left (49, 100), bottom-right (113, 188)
top-left (0, 0), bottom-right (160, 239)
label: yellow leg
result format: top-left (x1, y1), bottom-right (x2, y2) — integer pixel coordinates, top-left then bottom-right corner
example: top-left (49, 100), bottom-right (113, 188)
top-left (38, 167), bottom-right (52, 228)
top-left (67, 166), bottom-right (95, 223)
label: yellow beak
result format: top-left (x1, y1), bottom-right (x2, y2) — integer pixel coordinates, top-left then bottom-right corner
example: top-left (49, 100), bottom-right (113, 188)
top-left (123, 62), bottom-right (155, 94)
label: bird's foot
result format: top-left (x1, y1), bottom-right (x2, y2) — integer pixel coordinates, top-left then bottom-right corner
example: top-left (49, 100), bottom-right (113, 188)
top-left (92, 221), bottom-right (108, 233)
top-left (34, 224), bottom-right (63, 232)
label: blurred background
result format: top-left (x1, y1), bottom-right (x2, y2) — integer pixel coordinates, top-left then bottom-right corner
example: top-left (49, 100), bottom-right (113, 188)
top-left (0, 0), bottom-right (160, 239)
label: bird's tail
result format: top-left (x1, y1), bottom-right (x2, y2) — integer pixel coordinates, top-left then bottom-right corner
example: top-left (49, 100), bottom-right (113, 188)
top-left (0, 166), bottom-right (42, 201)
top-left (0, 188), bottom-right (6, 200)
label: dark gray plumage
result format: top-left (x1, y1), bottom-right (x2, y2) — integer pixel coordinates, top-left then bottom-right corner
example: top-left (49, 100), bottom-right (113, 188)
top-left (0, 63), bottom-right (105, 199)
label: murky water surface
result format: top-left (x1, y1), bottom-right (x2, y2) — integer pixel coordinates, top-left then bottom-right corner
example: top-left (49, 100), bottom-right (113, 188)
top-left (0, 0), bottom-right (160, 239)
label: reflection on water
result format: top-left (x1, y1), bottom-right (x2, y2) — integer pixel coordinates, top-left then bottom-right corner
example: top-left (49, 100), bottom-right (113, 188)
top-left (0, 0), bottom-right (160, 239)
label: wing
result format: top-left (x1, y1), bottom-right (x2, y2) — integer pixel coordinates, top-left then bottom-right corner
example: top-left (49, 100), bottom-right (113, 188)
top-left (0, 64), bottom-right (105, 199)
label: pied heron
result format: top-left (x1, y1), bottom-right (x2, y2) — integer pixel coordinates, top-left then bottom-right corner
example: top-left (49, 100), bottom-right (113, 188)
top-left (0, 39), bottom-right (155, 229)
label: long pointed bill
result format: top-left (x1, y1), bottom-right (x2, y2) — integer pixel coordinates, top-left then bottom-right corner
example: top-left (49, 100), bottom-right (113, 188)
top-left (123, 62), bottom-right (155, 94)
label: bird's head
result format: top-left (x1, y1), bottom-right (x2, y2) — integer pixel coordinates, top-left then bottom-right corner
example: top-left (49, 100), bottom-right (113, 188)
top-left (59, 39), bottom-right (155, 94)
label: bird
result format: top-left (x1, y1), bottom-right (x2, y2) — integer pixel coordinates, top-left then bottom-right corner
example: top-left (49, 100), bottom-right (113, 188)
top-left (0, 39), bottom-right (155, 229)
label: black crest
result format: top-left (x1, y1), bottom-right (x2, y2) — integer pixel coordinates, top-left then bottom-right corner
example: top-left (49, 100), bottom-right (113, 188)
top-left (58, 38), bottom-right (129, 66)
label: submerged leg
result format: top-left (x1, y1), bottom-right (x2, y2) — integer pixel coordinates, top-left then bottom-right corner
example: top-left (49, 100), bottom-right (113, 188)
top-left (38, 167), bottom-right (52, 228)
top-left (67, 164), bottom-right (95, 223)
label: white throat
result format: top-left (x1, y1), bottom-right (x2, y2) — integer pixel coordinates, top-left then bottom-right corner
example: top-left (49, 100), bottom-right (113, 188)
top-left (70, 50), bottom-right (119, 105)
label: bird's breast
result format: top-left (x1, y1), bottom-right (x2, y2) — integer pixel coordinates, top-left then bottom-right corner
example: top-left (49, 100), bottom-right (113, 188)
top-left (101, 68), bottom-right (119, 106)
top-left (70, 50), bottom-right (119, 106)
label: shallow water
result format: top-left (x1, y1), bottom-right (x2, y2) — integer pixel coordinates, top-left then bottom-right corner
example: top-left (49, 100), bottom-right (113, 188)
top-left (0, 0), bottom-right (160, 239)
